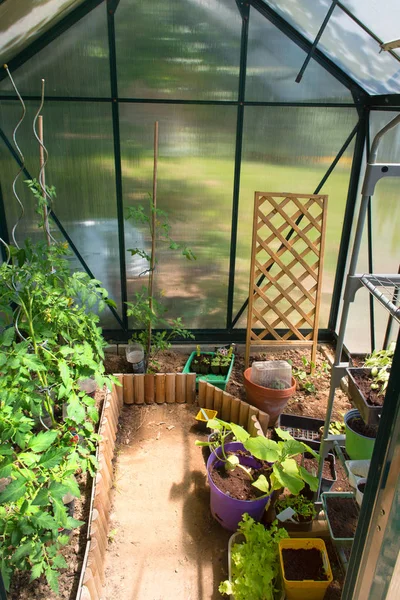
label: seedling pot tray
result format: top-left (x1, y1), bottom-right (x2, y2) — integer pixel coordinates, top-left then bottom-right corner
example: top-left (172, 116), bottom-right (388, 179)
top-left (321, 492), bottom-right (359, 547)
top-left (346, 368), bottom-right (382, 425)
top-left (277, 413), bottom-right (325, 444)
top-left (183, 351), bottom-right (235, 391)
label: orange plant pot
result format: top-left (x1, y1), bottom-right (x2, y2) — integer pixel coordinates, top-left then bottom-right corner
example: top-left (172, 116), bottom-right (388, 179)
top-left (243, 368), bottom-right (296, 426)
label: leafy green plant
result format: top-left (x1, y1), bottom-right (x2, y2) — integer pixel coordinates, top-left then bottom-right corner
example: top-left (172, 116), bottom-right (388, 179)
top-left (0, 240), bottom-right (118, 592)
top-left (288, 356), bottom-right (330, 394)
top-left (196, 419), bottom-right (319, 496)
top-left (125, 197), bottom-right (195, 372)
top-left (275, 495), bottom-right (316, 522)
top-left (219, 514), bottom-right (288, 600)
top-left (328, 420), bottom-right (346, 435)
top-left (363, 343), bottom-right (394, 395)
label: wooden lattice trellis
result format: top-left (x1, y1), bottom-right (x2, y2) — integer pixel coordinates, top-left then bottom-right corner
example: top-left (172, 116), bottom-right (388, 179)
top-left (245, 192), bottom-right (328, 368)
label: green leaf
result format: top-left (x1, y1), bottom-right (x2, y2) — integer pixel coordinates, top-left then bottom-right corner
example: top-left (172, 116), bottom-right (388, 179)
top-left (39, 447), bottom-right (67, 469)
top-left (0, 477), bottom-right (27, 504)
top-left (28, 430), bottom-right (58, 453)
top-left (30, 562), bottom-right (44, 581)
top-left (244, 437), bottom-right (279, 462)
top-left (279, 439), bottom-right (310, 460)
top-left (45, 566), bottom-right (59, 594)
top-left (226, 454), bottom-right (239, 469)
top-left (272, 463), bottom-right (304, 495)
top-left (66, 516), bottom-right (85, 529)
top-left (230, 423), bottom-right (250, 443)
top-left (58, 360), bottom-right (71, 387)
top-left (12, 541), bottom-right (32, 565)
top-left (251, 474), bottom-right (271, 495)
top-left (274, 427), bottom-right (293, 441)
top-left (66, 396), bottom-right (85, 423)
top-left (1, 327), bottom-right (14, 347)
top-left (35, 512), bottom-right (58, 530)
top-left (32, 487), bottom-right (50, 506)
top-left (298, 466), bottom-right (319, 492)
top-left (52, 554), bottom-right (68, 569)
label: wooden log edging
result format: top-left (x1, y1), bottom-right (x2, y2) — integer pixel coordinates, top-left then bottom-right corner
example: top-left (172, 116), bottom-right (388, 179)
top-left (198, 380), bottom-right (270, 435)
top-left (77, 383), bottom-right (123, 600)
top-left (122, 372), bottom-right (196, 405)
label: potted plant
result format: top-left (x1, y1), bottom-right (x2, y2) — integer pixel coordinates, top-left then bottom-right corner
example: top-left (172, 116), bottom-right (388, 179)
top-left (210, 355), bottom-right (221, 375)
top-left (344, 408), bottom-right (378, 460)
top-left (322, 491), bottom-right (359, 546)
top-left (197, 419), bottom-right (319, 531)
top-left (219, 514), bottom-right (289, 600)
top-left (346, 344), bottom-right (394, 425)
top-left (243, 369), bottom-right (296, 426)
top-left (278, 538), bottom-right (333, 600)
top-left (275, 494), bottom-right (317, 532)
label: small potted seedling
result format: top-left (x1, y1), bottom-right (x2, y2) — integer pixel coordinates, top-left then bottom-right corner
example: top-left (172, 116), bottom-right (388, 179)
top-left (356, 477), bottom-right (367, 508)
top-left (201, 356), bottom-right (211, 374)
top-left (190, 345), bottom-right (202, 374)
top-left (211, 355), bottom-right (221, 375)
top-left (344, 408), bottom-right (378, 460)
top-left (275, 494), bottom-right (316, 532)
top-left (346, 343), bottom-right (394, 424)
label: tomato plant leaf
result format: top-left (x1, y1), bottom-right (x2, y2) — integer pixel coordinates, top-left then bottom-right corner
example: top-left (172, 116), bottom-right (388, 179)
top-left (27, 430), bottom-right (58, 453)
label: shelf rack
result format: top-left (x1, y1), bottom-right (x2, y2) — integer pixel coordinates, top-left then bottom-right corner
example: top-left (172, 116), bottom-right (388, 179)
top-left (316, 112), bottom-right (400, 593)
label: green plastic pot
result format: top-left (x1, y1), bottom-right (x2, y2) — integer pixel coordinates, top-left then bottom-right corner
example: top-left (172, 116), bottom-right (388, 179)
top-left (344, 409), bottom-right (376, 460)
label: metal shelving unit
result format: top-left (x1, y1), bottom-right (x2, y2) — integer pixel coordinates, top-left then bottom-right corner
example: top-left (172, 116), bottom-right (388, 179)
top-left (317, 112), bottom-right (400, 593)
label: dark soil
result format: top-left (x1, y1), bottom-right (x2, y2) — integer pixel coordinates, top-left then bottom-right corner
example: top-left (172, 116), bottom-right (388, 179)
top-left (209, 454), bottom-right (271, 501)
top-left (282, 548), bottom-right (328, 581)
top-left (294, 453), bottom-right (335, 481)
top-left (358, 482), bottom-right (366, 493)
top-left (347, 417), bottom-right (378, 438)
top-left (351, 369), bottom-right (385, 406)
top-left (326, 496), bottom-right (359, 539)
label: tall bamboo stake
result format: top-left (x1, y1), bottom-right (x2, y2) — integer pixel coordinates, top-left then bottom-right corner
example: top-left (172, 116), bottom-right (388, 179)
top-left (147, 121), bottom-right (159, 360)
top-left (38, 114), bottom-right (51, 247)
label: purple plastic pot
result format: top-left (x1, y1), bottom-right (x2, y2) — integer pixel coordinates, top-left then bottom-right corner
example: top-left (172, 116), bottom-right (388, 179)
top-left (207, 442), bottom-right (271, 531)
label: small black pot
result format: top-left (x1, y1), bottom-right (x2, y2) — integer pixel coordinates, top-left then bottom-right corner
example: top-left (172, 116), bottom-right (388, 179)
top-left (211, 365), bottom-right (220, 375)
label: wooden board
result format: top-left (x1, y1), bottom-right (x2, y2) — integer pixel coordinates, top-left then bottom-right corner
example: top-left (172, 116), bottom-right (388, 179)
top-left (245, 192), bottom-right (327, 367)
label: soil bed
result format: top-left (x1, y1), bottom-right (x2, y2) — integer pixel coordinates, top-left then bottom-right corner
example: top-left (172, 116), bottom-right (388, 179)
top-left (347, 417), bottom-right (378, 438)
top-left (282, 548), bottom-right (328, 581)
top-left (351, 370), bottom-right (385, 406)
top-left (326, 496), bottom-right (359, 538)
top-left (294, 454), bottom-right (334, 480)
top-left (8, 387), bottom-right (107, 600)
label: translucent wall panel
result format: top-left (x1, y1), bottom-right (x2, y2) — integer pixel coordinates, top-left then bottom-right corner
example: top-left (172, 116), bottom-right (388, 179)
top-left (0, 100), bottom-right (121, 329)
top-left (247, 7), bottom-right (353, 103)
top-left (120, 103), bottom-right (237, 328)
top-left (0, 0), bottom-right (85, 64)
top-left (233, 105), bottom-right (358, 328)
top-left (115, 0), bottom-right (241, 100)
top-left (0, 3), bottom-right (110, 98)
top-left (340, 1), bottom-right (400, 52)
top-left (260, 0), bottom-right (400, 94)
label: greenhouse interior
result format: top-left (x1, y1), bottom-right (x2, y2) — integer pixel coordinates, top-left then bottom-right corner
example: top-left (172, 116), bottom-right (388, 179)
top-left (0, 0), bottom-right (399, 599)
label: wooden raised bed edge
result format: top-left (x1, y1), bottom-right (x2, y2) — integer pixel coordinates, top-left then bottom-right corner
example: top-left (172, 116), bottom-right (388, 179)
top-left (76, 375), bottom-right (123, 600)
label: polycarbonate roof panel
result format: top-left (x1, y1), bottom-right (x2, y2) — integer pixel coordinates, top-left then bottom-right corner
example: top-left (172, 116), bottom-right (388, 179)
top-left (262, 0), bottom-right (400, 95)
top-left (0, 0), bottom-right (86, 65)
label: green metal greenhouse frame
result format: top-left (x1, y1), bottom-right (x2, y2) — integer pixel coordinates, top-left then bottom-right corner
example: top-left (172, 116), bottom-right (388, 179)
top-left (0, 3), bottom-right (400, 597)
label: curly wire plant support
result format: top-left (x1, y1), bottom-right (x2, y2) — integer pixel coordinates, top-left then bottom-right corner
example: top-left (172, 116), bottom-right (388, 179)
top-left (3, 64), bottom-right (26, 249)
top-left (32, 78), bottom-right (57, 246)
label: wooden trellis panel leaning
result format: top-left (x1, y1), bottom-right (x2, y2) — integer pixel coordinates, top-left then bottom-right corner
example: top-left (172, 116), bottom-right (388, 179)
top-left (245, 192), bottom-right (328, 368)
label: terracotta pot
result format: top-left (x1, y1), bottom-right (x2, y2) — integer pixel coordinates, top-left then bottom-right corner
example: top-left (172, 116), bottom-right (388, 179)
top-left (243, 368), bottom-right (296, 426)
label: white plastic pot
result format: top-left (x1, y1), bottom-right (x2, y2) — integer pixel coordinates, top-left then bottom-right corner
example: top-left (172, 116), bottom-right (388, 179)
top-left (356, 478), bottom-right (367, 508)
